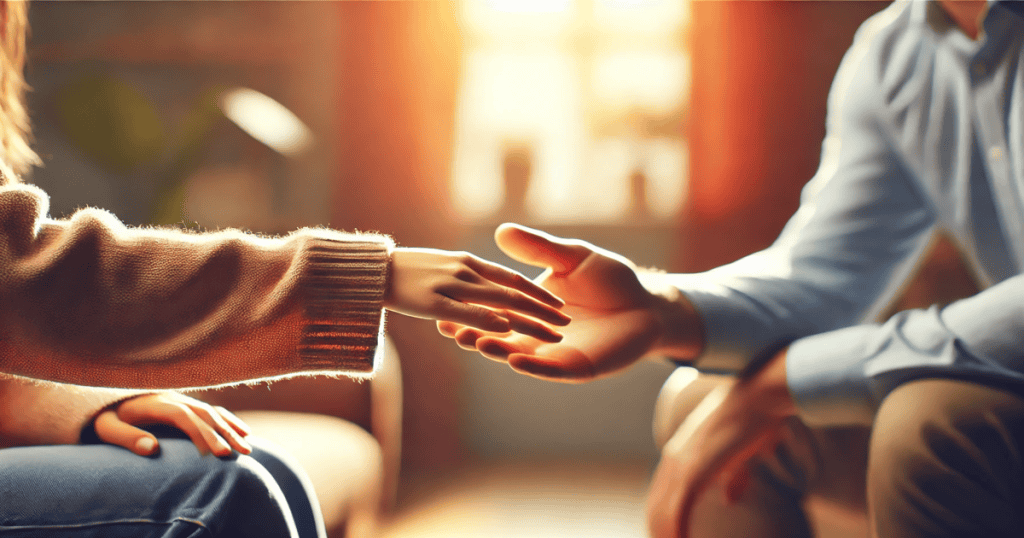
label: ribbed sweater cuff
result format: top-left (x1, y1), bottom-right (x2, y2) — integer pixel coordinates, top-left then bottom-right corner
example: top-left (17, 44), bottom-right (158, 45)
top-left (298, 234), bottom-right (392, 375)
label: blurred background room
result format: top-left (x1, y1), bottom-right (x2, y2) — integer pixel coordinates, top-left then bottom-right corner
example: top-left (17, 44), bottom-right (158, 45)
top-left (25, 1), bottom-right (978, 537)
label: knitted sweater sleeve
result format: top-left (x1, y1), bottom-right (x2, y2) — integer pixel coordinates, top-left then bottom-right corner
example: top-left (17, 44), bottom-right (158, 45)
top-left (0, 184), bottom-right (392, 389)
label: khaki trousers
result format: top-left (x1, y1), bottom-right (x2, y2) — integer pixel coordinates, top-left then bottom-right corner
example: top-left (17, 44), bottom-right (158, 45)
top-left (653, 371), bottom-right (1024, 537)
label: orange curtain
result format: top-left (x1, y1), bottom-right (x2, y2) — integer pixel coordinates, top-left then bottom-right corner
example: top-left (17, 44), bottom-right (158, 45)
top-left (332, 1), bottom-right (466, 471)
top-left (679, 0), bottom-right (977, 313)
top-left (680, 1), bottom-right (885, 271)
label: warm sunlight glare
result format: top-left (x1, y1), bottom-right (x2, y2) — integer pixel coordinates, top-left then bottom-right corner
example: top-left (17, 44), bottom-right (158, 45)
top-left (219, 88), bottom-right (313, 157)
top-left (462, 0), bottom-right (573, 40)
top-left (453, 0), bottom-right (690, 223)
top-left (594, 0), bottom-right (688, 35)
top-left (644, 138), bottom-right (687, 218)
top-left (452, 50), bottom-right (585, 221)
top-left (593, 51), bottom-right (689, 116)
top-left (486, 0), bottom-right (570, 13)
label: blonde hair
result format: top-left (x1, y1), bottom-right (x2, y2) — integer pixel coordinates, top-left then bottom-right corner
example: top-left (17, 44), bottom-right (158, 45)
top-left (0, 0), bottom-right (38, 184)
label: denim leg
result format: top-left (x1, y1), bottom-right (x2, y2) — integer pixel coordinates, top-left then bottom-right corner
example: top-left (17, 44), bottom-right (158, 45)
top-left (246, 437), bottom-right (327, 538)
top-left (0, 437), bottom-right (300, 538)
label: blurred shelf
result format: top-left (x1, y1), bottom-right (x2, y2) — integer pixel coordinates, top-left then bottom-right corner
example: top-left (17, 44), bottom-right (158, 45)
top-left (28, 1), bottom-right (333, 67)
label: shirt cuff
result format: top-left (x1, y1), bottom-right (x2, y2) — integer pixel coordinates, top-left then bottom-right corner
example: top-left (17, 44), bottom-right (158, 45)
top-left (678, 277), bottom-right (796, 373)
top-left (786, 326), bottom-right (878, 426)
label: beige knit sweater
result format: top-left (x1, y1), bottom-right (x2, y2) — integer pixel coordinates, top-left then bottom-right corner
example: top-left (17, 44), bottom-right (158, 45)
top-left (0, 183), bottom-right (393, 447)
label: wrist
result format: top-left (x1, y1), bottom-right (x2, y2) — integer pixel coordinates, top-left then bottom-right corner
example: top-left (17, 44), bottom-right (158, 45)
top-left (638, 271), bottom-right (705, 361)
top-left (745, 348), bottom-right (797, 416)
top-left (382, 246), bottom-right (398, 308)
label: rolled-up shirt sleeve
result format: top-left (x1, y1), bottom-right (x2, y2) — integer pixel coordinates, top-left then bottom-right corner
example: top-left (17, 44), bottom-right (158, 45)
top-left (676, 8), bottom-right (936, 374)
top-left (680, 2), bottom-right (1024, 427)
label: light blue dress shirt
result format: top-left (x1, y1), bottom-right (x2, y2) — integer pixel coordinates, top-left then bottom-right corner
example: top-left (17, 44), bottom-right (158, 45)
top-left (676, 0), bottom-right (1024, 425)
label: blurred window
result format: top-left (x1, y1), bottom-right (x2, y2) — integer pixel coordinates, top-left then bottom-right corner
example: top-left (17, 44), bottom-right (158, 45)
top-left (452, 0), bottom-right (690, 225)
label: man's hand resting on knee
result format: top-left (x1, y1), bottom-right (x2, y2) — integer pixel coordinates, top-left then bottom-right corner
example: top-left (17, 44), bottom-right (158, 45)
top-left (646, 349), bottom-right (797, 538)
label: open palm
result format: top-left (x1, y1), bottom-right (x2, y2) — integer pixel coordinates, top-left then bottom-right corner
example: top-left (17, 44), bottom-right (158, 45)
top-left (438, 223), bottom-right (668, 382)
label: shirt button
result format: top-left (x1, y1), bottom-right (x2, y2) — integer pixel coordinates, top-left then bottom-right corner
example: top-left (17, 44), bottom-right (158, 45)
top-left (990, 146), bottom-right (1004, 160)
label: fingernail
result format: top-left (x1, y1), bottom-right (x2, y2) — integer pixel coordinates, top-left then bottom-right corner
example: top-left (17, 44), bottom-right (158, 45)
top-left (238, 437), bottom-right (253, 453)
top-left (480, 342), bottom-right (509, 360)
top-left (136, 437), bottom-right (157, 454)
top-left (541, 330), bottom-right (563, 343)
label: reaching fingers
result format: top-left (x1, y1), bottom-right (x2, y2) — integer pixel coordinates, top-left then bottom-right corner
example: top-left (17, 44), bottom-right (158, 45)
top-left (437, 299), bottom-right (511, 333)
top-left (454, 326), bottom-right (488, 351)
top-left (494, 223), bottom-right (591, 275)
top-left (507, 350), bottom-right (597, 383)
top-left (432, 294), bottom-right (561, 336)
top-left (437, 320), bottom-right (465, 338)
top-left (445, 281), bottom-right (570, 327)
top-left (464, 255), bottom-right (564, 309)
top-left (94, 409), bottom-right (160, 456)
top-left (474, 333), bottom-right (539, 361)
top-left (504, 310), bottom-right (563, 343)
top-left (447, 319), bottom-right (558, 358)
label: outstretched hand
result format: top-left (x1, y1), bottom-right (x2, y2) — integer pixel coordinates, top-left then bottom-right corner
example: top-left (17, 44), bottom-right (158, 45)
top-left (646, 350), bottom-right (796, 538)
top-left (437, 223), bottom-right (701, 382)
top-left (93, 392), bottom-right (253, 457)
top-left (386, 247), bottom-right (571, 342)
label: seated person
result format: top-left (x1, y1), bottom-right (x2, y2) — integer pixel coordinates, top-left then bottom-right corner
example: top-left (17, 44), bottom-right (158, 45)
top-left (442, 1), bottom-right (1024, 536)
top-left (0, 1), bottom-right (569, 536)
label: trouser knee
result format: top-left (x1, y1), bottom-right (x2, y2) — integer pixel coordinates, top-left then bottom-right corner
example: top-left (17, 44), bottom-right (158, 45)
top-left (0, 437), bottom-right (301, 538)
top-left (245, 436), bottom-right (325, 538)
top-left (868, 378), bottom-right (1024, 538)
top-left (653, 367), bottom-right (729, 449)
top-left (193, 449), bottom-right (301, 538)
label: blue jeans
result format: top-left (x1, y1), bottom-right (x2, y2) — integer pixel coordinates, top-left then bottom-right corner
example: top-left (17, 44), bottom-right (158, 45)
top-left (0, 435), bottom-right (326, 537)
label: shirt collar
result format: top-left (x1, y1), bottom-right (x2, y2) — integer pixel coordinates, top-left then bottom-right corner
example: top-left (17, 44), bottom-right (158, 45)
top-left (923, 0), bottom-right (1019, 39)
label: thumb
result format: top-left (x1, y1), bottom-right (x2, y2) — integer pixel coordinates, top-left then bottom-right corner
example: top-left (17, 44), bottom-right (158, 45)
top-left (93, 409), bottom-right (160, 456)
top-left (494, 223), bottom-right (591, 274)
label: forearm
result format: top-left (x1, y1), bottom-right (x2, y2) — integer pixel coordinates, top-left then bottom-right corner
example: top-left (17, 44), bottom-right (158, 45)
top-left (663, 21), bottom-right (935, 375)
top-left (0, 184), bottom-right (392, 389)
top-left (788, 274), bottom-right (1024, 426)
top-left (0, 375), bottom-right (141, 448)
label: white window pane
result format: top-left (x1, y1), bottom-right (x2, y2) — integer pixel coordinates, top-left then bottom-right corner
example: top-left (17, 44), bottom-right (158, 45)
top-left (592, 50), bottom-right (689, 116)
top-left (593, 0), bottom-right (688, 36)
top-left (451, 139), bottom-right (505, 219)
top-left (568, 137), bottom-right (634, 222)
top-left (642, 138), bottom-right (687, 219)
top-left (486, 0), bottom-right (571, 13)
top-left (461, 0), bottom-right (575, 40)
top-left (452, 49), bottom-right (585, 222)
